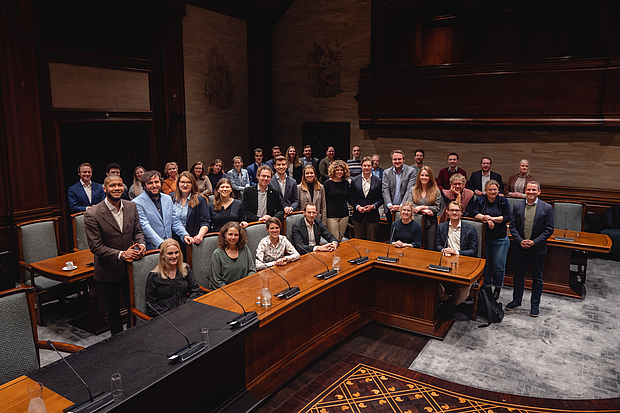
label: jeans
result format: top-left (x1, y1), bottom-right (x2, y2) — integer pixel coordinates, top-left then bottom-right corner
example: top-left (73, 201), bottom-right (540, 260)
top-left (98, 277), bottom-right (131, 336)
top-left (513, 247), bottom-right (546, 309)
top-left (483, 235), bottom-right (510, 287)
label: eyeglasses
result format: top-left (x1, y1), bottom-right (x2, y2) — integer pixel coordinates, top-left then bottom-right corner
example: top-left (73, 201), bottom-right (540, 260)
top-left (179, 181), bottom-right (192, 186)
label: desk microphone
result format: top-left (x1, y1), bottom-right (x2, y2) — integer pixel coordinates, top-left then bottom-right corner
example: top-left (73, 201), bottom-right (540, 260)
top-left (555, 212), bottom-right (574, 242)
top-left (207, 276), bottom-right (258, 327)
top-left (429, 232), bottom-right (451, 272)
top-left (255, 256), bottom-right (301, 299)
top-left (147, 303), bottom-right (206, 362)
top-left (302, 246), bottom-right (339, 279)
top-left (339, 232), bottom-right (369, 264)
top-left (48, 340), bottom-right (114, 413)
top-left (377, 225), bottom-right (398, 263)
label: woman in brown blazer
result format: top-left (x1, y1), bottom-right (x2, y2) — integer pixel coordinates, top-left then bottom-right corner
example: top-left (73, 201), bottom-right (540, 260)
top-left (297, 165), bottom-right (327, 223)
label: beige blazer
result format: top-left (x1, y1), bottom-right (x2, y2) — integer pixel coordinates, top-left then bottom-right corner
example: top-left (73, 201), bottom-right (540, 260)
top-left (297, 184), bottom-right (327, 223)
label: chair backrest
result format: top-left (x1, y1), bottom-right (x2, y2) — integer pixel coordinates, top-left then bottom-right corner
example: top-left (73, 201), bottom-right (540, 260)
top-left (245, 221), bottom-right (269, 260)
top-left (128, 251), bottom-right (160, 318)
top-left (16, 218), bottom-right (60, 281)
top-left (506, 197), bottom-right (523, 214)
top-left (462, 217), bottom-right (485, 258)
top-left (208, 194), bottom-right (215, 205)
top-left (72, 212), bottom-right (89, 251)
top-left (285, 212), bottom-right (304, 242)
top-left (553, 201), bottom-right (584, 232)
top-left (0, 287), bottom-right (39, 385)
top-left (190, 234), bottom-right (220, 289)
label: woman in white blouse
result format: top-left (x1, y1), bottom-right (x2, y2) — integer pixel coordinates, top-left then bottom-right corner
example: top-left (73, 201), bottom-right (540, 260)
top-left (255, 217), bottom-right (300, 270)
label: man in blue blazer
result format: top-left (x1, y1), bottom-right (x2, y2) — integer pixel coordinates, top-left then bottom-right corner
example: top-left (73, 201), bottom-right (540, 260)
top-left (436, 201), bottom-right (478, 314)
top-left (467, 157), bottom-right (504, 196)
top-left (132, 170), bottom-right (192, 251)
top-left (507, 181), bottom-right (554, 317)
top-left (68, 162), bottom-right (105, 213)
top-left (270, 156), bottom-right (299, 214)
top-left (348, 156), bottom-right (384, 241)
top-left (371, 154), bottom-right (384, 182)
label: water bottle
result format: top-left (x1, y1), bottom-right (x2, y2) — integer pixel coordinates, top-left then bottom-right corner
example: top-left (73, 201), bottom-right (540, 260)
top-left (261, 273), bottom-right (272, 308)
top-left (332, 245), bottom-right (341, 271)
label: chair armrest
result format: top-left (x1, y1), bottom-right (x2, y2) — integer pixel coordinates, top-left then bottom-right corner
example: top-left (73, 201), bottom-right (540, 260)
top-left (130, 308), bottom-right (151, 321)
top-left (199, 286), bottom-right (212, 293)
top-left (38, 340), bottom-right (84, 353)
top-left (18, 260), bottom-right (32, 271)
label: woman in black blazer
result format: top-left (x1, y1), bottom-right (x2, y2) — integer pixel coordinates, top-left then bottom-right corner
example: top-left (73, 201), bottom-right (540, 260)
top-left (171, 171), bottom-right (211, 258)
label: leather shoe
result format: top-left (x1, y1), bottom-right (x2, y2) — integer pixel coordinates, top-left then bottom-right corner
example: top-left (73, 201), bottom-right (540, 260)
top-left (492, 286), bottom-right (501, 300)
top-left (505, 301), bottom-right (521, 310)
top-left (438, 298), bottom-right (455, 318)
top-left (530, 307), bottom-right (539, 317)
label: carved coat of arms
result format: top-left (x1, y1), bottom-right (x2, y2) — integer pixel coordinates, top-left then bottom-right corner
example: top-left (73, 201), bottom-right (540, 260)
top-left (204, 48), bottom-right (234, 110)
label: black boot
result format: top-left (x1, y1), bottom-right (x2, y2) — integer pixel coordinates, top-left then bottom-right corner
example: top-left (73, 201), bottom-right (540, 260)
top-left (438, 298), bottom-right (456, 318)
top-left (493, 286), bottom-right (501, 300)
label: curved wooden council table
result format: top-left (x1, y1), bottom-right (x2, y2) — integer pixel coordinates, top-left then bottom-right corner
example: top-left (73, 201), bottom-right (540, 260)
top-left (194, 239), bottom-right (485, 400)
top-left (0, 375), bottom-right (72, 413)
top-left (505, 229), bottom-right (612, 298)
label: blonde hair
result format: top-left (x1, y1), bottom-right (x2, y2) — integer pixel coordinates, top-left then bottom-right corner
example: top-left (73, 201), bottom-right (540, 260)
top-left (300, 165), bottom-right (321, 192)
top-left (163, 162), bottom-right (178, 179)
top-left (412, 166), bottom-right (438, 205)
top-left (155, 239), bottom-right (187, 278)
top-left (286, 146), bottom-right (301, 167)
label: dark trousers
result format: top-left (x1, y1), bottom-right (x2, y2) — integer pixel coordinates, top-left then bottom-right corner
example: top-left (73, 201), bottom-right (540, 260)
top-left (98, 277), bottom-right (131, 336)
top-left (353, 216), bottom-right (378, 241)
top-left (512, 247), bottom-right (546, 309)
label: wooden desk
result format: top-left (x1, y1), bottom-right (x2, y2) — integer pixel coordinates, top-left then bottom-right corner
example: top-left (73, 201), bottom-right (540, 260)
top-left (505, 229), bottom-right (612, 298)
top-left (30, 250), bottom-right (110, 334)
top-left (0, 375), bottom-right (72, 413)
top-left (194, 239), bottom-right (485, 399)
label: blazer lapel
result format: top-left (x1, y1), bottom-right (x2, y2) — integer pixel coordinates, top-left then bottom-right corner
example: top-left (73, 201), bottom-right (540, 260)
top-left (100, 204), bottom-right (122, 233)
top-left (144, 195), bottom-right (165, 225)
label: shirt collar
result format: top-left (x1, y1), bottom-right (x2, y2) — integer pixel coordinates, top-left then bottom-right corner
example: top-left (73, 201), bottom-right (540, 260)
top-left (81, 180), bottom-right (91, 188)
top-left (449, 219), bottom-right (462, 231)
top-left (526, 198), bottom-right (539, 206)
top-left (104, 197), bottom-right (123, 213)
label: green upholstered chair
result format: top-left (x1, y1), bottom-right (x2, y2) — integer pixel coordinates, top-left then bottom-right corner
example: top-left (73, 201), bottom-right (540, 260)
top-left (71, 212), bottom-right (89, 251)
top-left (0, 286), bottom-right (83, 385)
top-left (127, 251), bottom-right (160, 327)
top-left (245, 221), bottom-right (269, 260)
top-left (16, 218), bottom-right (87, 325)
top-left (552, 201), bottom-right (585, 232)
top-left (285, 212), bottom-right (304, 243)
top-left (461, 217), bottom-right (486, 321)
top-left (189, 233), bottom-right (220, 292)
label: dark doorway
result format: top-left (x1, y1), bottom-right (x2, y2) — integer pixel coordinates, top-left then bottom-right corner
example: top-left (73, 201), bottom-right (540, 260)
top-left (302, 122), bottom-right (350, 161)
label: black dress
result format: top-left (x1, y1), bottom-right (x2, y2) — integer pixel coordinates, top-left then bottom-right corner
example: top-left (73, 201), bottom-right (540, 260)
top-left (208, 199), bottom-right (246, 233)
top-left (145, 267), bottom-right (202, 316)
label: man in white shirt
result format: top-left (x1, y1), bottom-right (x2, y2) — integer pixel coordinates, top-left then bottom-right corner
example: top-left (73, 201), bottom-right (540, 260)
top-left (291, 204), bottom-right (338, 255)
top-left (269, 156), bottom-right (299, 214)
top-left (68, 162), bottom-right (106, 213)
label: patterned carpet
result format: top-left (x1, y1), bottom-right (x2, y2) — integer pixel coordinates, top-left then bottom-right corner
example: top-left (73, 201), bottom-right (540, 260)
top-left (410, 258), bottom-right (620, 399)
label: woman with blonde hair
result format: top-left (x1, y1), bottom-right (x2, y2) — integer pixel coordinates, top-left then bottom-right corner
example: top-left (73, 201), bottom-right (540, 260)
top-left (405, 166), bottom-right (444, 249)
top-left (170, 172), bottom-right (211, 257)
top-left (128, 165), bottom-right (145, 200)
top-left (286, 145), bottom-right (303, 184)
top-left (210, 221), bottom-right (256, 288)
top-left (145, 238), bottom-right (202, 316)
top-left (208, 178), bottom-right (248, 233)
top-left (298, 165), bottom-right (327, 223)
top-left (507, 159), bottom-right (536, 198)
top-left (323, 160), bottom-right (350, 241)
top-left (161, 161), bottom-right (179, 194)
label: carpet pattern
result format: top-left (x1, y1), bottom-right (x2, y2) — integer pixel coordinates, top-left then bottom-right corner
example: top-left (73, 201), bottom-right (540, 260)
top-left (410, 258), bottom-right (619, 399)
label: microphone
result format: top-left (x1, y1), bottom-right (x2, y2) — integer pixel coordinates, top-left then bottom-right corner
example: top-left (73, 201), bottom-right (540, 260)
top-left (339, 231), bottom-right (369, 264)
top-left (429, 230), bottom-right (451, 272)
top-left (302, 246), bottom-right (339, 280)
top-left (255, 256), bottom-right (301, 299)
top-left (207, 276), bottom-right (258, 327)
top-left (377, 225), bottom-right (398, 263)
top-left (555, 212), bottom-right (574, 242)
top-left (48, 340), bottom-right (114, 413)
top-left (147, 303), bottom-right (206, 362)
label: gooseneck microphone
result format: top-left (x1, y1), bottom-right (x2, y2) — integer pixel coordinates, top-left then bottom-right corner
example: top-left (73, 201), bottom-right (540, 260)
top-left (255, 256), bottom-right (301, 299)
top-left (207, 276), bottom-right (258, 327)
top-left (339, 232), bottom-right (369, 264)
top-left (302, 246), bottom-right (339, 279)
top-left (147, 303), bottom-right (206, 362)
top-left (377, 225), bottom-right (398, 263)
top-left (429, 231), bottom-right (451, 272)
top-left (555, 212), bottom-right (574, 242)
top-left (48, 340), bottom-right (114, 413)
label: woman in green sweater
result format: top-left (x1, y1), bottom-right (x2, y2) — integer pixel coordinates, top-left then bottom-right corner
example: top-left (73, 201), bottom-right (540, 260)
top-left (209, 221), bottom-right (256, 289)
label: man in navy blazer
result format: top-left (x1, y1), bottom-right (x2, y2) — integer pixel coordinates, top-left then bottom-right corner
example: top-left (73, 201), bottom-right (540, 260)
top-left (436, 201), bottom-right (478, 314)
top-left (132, 170), bottom-right (192, 251)
top-left (291, 204), bottom-right (338, 255)
top-left (270, 156), bottom-right (299, 214)
top-left (348, 156), bottom-right (384, 241)
top-left (371, 154), bottom-right (384, 182)
top-left (468, 157), bottom-right (504, 196)
top-left (507, 181), bottom-right (554, 317)
top-left (68, 162), bottom-right (105, 213)
top-left (243, 165), bottom-right (284, 222)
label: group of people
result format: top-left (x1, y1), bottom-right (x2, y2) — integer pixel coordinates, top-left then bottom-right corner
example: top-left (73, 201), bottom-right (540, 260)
top-left (78, 144), bottom-right (553, 336)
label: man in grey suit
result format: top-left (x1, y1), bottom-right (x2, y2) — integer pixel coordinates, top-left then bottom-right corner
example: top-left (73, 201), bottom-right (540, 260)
top-left (382, 149), bottom-right (417, 223)
top-left (507, 181), bottom-right (554, 317)
top-left (84, 175), bottom-right (146, 335)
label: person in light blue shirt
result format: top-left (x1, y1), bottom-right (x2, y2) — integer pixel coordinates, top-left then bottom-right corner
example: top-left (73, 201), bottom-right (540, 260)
top-left (227, 155), bottom-right (251, 198)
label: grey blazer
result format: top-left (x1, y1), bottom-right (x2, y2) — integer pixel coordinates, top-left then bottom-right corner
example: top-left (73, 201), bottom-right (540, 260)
top-left (381, 164), bottom-right (417, 207)
top-left (297, 183), bottom-right (327, 223)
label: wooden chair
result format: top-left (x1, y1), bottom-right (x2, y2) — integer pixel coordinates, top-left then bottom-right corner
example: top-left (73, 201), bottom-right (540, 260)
top-left (16, 217), bottom-right (88, 325)
top-left (0, 286), bottom-right (83, 385)
top-left (127, 251), bottom-right (159, 327)
top-left (461, 217), bottom-right (486, 321)
top-left (71, 212), bottom-right (89, 251)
